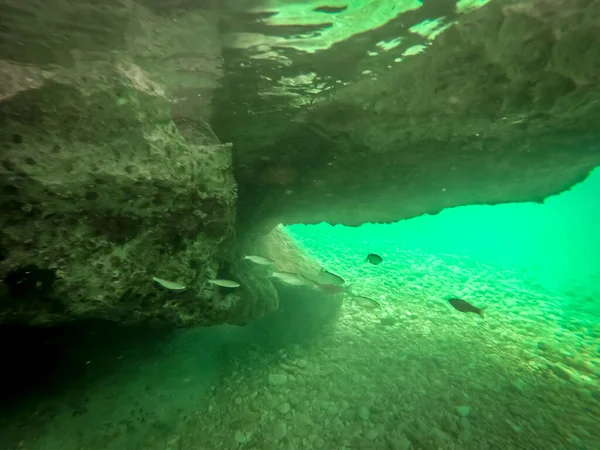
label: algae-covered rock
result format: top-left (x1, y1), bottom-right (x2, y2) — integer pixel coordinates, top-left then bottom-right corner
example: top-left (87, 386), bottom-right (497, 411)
top-left (0, 0), bottom-right (236, 326)
top-left (216, 0), bottom-right (600, 228)
top-left (0, 80), bottom-right (238, 325)
top-left (1, 0), bottom-right (600, 328)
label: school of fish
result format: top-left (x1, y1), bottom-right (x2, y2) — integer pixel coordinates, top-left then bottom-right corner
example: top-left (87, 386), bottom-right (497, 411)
top-left (152, 251), bottom-right (486, 316)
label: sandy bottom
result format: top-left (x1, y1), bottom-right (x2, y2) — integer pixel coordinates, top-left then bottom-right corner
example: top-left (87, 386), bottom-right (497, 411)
top-left (1, 245), bottom-right (598, 450)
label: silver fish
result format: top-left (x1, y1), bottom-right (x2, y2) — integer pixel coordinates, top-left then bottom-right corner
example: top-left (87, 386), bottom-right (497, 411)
top-left (152, 277), bottom-right (186, 291)
top-left (351, 295), bottom-right (381, 309)
top-left (271, 271), bottom-right (310, 286)
top-left (208, 279), bottom-right (241, 288)
top-left (244, 255), bottom-right (274, 265)
top-left (317, 269), bottom-right (345, 286)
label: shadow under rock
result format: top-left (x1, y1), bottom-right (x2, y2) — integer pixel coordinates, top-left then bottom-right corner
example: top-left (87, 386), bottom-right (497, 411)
top-left (0, 320), bottom-right (174, 408)
top-left (218, 282), bottom-right (343, 367)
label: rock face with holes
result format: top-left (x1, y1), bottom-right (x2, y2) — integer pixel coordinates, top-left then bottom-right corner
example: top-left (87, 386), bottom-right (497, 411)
top-left (0, 82), bottom-right (241, 325)
top-left (0, 0), bottom-right (246, 326)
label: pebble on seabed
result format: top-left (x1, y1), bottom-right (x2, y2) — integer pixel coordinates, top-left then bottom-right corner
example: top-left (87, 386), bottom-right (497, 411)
top-left (358, 405), bottom-right (370, 421)
top-left (271, 421), bottom-right (287, 441)
top-left (268, 373), bottom-right (288, 386)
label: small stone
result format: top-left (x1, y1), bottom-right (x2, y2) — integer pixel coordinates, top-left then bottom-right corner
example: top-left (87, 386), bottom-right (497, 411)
top-left (380, 316), bottom-right (396, 326)
top-left (325, 403), bottom-right (339, 415)
top-left (456, 405), bottom-right (470, 417)
top-left (440, 416), bottom-right (458, 435)
top-left (386, 435), bottom-right (411, 450)
top-left (269, 373), bottom-right (288, 386)
top-left (459, 417), bottom-right (472, 436)
top-left (365, 429), bottom-right (378, 440)
top-left (278, 402), bottom-right (291, 414)
top-left (431, 428), bottom-right (452, 446)
top-left (234, 397), bottom-right (242, 405)
top-left (296, 359), bottom-right (308, 368)
top-left (506, 419), bottom-right (521, 433)
top-left (549, 364), bottom-right (574, 381)
top-left (234, 430), bottom-right (248, 444)
top-left (508, 379), bottom-right (526, 393)
top-left (358, 406), bottom-right (370, 421)
top-left (342, 409), bottom-right (356, 421)
top-left (312, 435), bottom-right (325, 448)
top-left (272, 421), bottom-right (287, 441)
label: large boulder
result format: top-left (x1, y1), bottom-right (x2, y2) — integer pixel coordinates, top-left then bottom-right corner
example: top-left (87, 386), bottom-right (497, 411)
top-left (0, 79), bottom-right (240, 325)
top-left (0, 0), bottom-right (241, 326)
top-left (215, 0), bottom-right (600, 228)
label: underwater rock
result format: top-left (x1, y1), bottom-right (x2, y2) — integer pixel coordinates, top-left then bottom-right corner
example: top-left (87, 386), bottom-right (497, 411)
top-left (217, 0), bottom-right (600, 230)
top-left (271, 421), bottom-right (287, 441)
top-left (2, 0), bottom-right (599, 330)
top-left (365, 429), bottom-right (378, 440)
top-left (456, 405), bottom-right (471, 417)
top-left (386, 435), bottom-right (411, 450)
top-left (358, 405), bottom-right (370, 421)
top-left (295, 359), bottom-right (309, 368)
top-left (380, 316), bottom-right (397, 326)
top-left (268, 373), bottom-right (288, 386)
top-left (277, 402), bottom-right (291, 414)
top-left (0, 0), bottom-right (232, 326)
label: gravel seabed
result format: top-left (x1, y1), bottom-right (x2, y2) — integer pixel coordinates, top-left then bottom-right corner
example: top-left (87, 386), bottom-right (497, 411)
top-left (177, 237), bottom-right (599, 450)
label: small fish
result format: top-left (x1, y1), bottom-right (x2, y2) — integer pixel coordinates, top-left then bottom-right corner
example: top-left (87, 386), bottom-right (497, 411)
top-left (152, 277), bottom-right (186, 291)
top-left (351, 295), bottom-right (381, 309)
top-left (208, 279), bottom-right (241, 288)
top-left (448, 298), bottom-right (486, 318)
top-left (271, 271), bottom-right (310, 286)
top-left (244, 255), bottom-right (274, 266)
top-left (366, 253), bottom-right (383, 265)
top-left (317, 269), bottom-right (345, 286)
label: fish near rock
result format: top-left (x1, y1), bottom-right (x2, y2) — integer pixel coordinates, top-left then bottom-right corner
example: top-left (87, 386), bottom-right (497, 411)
top-left (448, 298), bottom-right (486, 318)
top-left (271, 271), bottom-right (311, 286)
top-left (366, 253), bottom-right (383, 265)
top-left (152, 277), bottom-right (186, 291)
top-left (244, 255), bottom-right (274, 266)
top-left (316, 269), bottom-right (345, 286)
top-left (208, 279), bottom-right (241, 288)
top-left (351, 295), bottom-right (381, 309)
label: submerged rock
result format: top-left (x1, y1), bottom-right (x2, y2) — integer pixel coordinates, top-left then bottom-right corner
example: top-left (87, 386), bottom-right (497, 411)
top-left (268, 373), bottom-right (288, 386)
top-left (271, 421), bottom-right (287, 441)
top-left (380, 316), bottom-right (397, 326)
top-left (456, 405), bottom-right (471, 418)
top-left (358, 406), bottom-right (370, 421)
top-left (219, 0), bottom-right (600, 230)
top-left (277, 402), bottom-right (291, 414)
